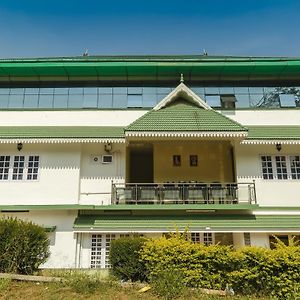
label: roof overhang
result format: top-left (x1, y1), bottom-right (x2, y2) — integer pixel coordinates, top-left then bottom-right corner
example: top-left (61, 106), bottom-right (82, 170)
top-left (0, 138), bottom-right (125, 144)
top-left (242, 139), bottom-right (300, 145)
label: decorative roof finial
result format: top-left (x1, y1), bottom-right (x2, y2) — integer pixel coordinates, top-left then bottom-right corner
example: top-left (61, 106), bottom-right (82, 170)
top-left (180, 73), bottom-right (184, 83)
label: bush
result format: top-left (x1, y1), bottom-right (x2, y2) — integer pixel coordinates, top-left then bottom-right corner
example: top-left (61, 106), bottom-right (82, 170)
top-left (67, 272), bottom-right (100, 294)
top-left (110, 235), bottom-right (147, 282)
top-left (150, 269), bottom-right (187, 300)
top-left (140, 234), bottom-right (300, 299)
top-left (0, 218), bottom-right (50, 274)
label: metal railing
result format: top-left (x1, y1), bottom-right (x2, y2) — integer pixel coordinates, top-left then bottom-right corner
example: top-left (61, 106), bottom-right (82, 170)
top-left (111, 182), bottom-right (256, 205)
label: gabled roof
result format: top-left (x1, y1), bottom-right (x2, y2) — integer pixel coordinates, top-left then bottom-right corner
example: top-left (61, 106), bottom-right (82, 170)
top-left (126, 83), bottom-right (247, 138)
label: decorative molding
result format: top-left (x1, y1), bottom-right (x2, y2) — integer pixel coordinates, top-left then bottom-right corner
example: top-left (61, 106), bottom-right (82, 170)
top-left (242, 139), bottom-right (300, 145)
top-left (0, 138), bottom-right (125, 144)
top-left (153, 82), bottom-right (212, 111)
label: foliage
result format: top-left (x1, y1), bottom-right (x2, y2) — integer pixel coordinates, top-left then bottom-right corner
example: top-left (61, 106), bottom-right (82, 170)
top-left (66, 271), bottom-right (101, 294)
top-left (0, 278), bottom-right (11, 294)
top-left (110, 235), bottom-right (147, 282)
top-left (140, 234), bottom-right (300, 299)
top-left (150, 269), bottom-right (187, 300)
top-left (0, 217), bottom-right (50, 274)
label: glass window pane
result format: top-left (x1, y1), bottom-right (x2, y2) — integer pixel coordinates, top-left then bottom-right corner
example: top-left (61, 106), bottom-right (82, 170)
top-left (0, 88), bottom-right (10, 95)
top-left (219, 87), bottom-right (234, 94)
top-left (39, 95), bottom-right (53, 108)
top-left (235, 94), bottom-right (250, 108)
top-left (54, 88), bottom-right (69, 94)
top-left (10, 88), bottom-right (24, 95)
top-left (157, 87), bottom-right (172, 94)
top-left (83, 94), bottom-right (98, 108)
top-left (68, 94), bottom-right (83, 108)
top-left (84, 88), bottom-right (98, 95)
top-left (249, 87), bottom-right (264, 94)
top-left (279, 94), bottom-right (296, 107)
top-left (0, 95), bottom-right (9, 108)
top-left (99, 87), bottom-right (113, 95)
top-left (69, 88), bottom-right (83, 95)
top-left (143, 87), bottom-right (157, 94)
top-left (128, 87), bottom-right (142, 94)
top-left (24, 94), bottom-right (39, 108)
top-left (25, 88), bottom-right (39, 94)
top-left (9, 94), bottom-right (23, 108)
top-left (40, 88), bottom-right (54, 94)
top-left (99, 94), bottom-right (113, 108)
top-left (204, 87), bottom-right (219, 94)
top-left (234, 87), bottom-right (249, 94)
top-left (113, 87), bottom-right (127, 94)
top-left (249, 94), bottom-right (264, 107)
top-left (206, 95), bottom-right (221, 107)
top-left (113, 94), bottom-right (127, 108)
top-left (191, 87), bottom-right (205, 95)
top-left (127, 95), bottom-right (142, 107)
top-left (143, 94), bottom-right (157, 107)
top-left (53, 94), bottom-right (68, 108)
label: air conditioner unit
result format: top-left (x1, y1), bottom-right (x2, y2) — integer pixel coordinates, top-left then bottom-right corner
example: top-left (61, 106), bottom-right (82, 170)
top-left (91, 155), bottom-right (101, 163)
top-left (102, 155), bottom-right (113, 164)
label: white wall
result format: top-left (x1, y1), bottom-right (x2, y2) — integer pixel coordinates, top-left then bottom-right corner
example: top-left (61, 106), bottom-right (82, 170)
top-left (79, 143), bottom-right (126, 205)
top-left (0, 110), bottom-right (146, 126)
top-left (0, 143), bottom-right (81, 205)
top-left (235, 143), bottom-right (300, 206)
top-left (0, 210), bottom-right (77, 268)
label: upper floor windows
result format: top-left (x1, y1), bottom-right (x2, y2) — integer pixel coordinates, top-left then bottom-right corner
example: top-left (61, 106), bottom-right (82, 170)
top-left (0, 155), bottom-right (39, 181)
top-left (261, 155), bottom-right (300, 180)
top-left (0, 86), bottom-right (299, 110)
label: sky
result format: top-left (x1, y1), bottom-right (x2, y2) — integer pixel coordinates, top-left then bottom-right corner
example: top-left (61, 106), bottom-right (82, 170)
top-left (0, 0), bottom-right (299, 58)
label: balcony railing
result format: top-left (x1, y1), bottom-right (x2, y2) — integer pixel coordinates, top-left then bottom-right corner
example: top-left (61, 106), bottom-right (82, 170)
top-left (111, 182), bottom-right (256, 205)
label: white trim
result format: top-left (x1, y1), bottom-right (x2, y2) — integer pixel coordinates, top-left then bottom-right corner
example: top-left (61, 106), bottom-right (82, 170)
top-left (153, 82), bottom-right (212, 111)
top-left (242, 139), bottom-right (300, 145)
top-left (0, 138), bottom-right (125, 144)
top-left (74, 229), bottom-right (300, 233)
top-left (126, 131), bottom-right (247, 138)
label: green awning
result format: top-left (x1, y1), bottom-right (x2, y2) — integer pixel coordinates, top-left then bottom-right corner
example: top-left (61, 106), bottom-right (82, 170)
top-left (0, 126), bottom-right (125, 139)
top-left (247, 126), bottom-right (300, 140)
top-left (1, 55), bottom-right (300, 81)
top-left (73, 214), bottom-right (300, 232)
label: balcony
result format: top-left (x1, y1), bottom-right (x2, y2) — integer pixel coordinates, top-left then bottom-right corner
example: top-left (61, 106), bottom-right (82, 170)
top-left (111, 182), bottom-right (256, 205)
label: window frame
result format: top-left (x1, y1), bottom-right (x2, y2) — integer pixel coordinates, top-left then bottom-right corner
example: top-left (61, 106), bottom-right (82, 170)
top-left (260, 155), bottom-right (300, 180)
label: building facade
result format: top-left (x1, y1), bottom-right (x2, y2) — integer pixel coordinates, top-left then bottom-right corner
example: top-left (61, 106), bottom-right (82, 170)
top-left (0, 55), bottom-right (299, 269)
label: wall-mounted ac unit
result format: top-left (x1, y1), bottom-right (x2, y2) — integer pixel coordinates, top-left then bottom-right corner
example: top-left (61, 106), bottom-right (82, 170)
top-left (91, 155), bottom-right (101, 163)
top-left (102, 155), bottom-right (113, 164)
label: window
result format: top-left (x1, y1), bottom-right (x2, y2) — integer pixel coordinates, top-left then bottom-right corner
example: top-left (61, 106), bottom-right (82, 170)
top-left (27, 156), bottom-right (39, 180)
top-left (261, 155), bottom-right (300, 180)
top-left (244, 233), bottom-right (251, 246)
top-left (0, 156), bottom-right (10, 180)
top-left (191, 232), bottom-right (214, 245)
top-left (290, 156), bottom-right (300, 179)
top-left (220, 95), bottom-right (236, 109)
top-left (105, 234), bottom-right (116, 268)
top-left (0, 155), bottom-right (39, 181)
top-left (279, 94), bottom-right (296, 107)
top-left (12, 156), bottom-right (25, 180)
top-left (261, 156), bottom-right (273, 179)
top-left (205, 95), bottom-right (221, 107)
top-left (90, 234), bottom-right (102, 268)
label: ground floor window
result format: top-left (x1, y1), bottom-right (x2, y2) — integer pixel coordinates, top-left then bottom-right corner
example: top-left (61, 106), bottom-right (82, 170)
top-left (191, 232), bottom-right (214, 245)
top-left (269, 234), bottom-right (300, 249)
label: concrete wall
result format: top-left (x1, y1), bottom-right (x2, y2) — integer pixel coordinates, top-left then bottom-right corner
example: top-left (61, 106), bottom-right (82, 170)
top-left (0, 210), bottom-right (77, 268)
top-left (235, 143), bottom-right (300, 206)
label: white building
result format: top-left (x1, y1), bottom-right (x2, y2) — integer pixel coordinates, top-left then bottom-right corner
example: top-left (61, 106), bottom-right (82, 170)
top-left (0, 55), bottom-right (299, 269)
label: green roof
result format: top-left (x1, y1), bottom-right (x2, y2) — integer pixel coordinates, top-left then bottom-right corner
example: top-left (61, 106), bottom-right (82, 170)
top-left (126, 101), bottom-right (246, 132)
top-left (247, 126), bottom-right (300, 140)
top-left (0, 126), bottom-right (124, 139)
top-left (1, 55), bottom-right (300, 81)
top-left (74, 214), bottom-right (300, 231)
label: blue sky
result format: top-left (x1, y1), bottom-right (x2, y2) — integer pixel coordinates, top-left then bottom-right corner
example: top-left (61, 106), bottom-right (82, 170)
top-left (0, 0), bottom-right (299, 58)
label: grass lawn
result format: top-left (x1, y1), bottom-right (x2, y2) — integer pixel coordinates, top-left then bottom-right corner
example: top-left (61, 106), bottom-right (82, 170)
top-left (0, 278), bottom-right (271, 300)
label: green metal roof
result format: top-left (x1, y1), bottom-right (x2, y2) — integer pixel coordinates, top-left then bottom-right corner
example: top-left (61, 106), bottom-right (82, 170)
top-left (0, 126), bottom-right (124, 139)
top-left (1, 55), bottom-right (300, 81)
top-left (74, 214), bottom-right (300, 231)
top-left (126, 101), bottom-right (246, 132)
top-left (247, 126), bottom-right (300, 140)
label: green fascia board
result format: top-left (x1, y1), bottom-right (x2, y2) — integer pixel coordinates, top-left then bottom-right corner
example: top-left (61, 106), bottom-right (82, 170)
top-left (1, 56), bottom-right (300, 79)
top-left (74, 214), bottom-right (300, 231)
top-left (44, 226), bottom-right (56, 232)
top-left (126, 102), bottom-right (247, 132)
top-left (0, 205), bottom-right (95, 211)
top-left (0, 126), bottom-right (125, 139)
top-left (247, 126), bottom-right (300, 140)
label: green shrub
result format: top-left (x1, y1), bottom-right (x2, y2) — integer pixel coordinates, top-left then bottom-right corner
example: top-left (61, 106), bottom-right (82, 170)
top-left (67, 272), bottom-right (100, 294)
top-left (140, 234), bottom-right (300, 299)
top-left (151, 269), bottom-right (187, 300)
top-left (0, 217), bottom-right (50, 274)
top-left (0, 278), bottom-right (11, 294)
top-left (110, 235), bottom-right (147, 282)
